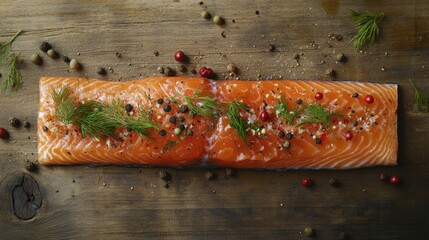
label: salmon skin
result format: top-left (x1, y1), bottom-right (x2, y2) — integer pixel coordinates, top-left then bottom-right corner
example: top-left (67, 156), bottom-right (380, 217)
top-left (38, 77), bottom-right (398, 169)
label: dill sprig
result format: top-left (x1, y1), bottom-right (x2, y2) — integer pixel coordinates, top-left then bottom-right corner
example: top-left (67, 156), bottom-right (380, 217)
top-left (181, 89), bottom-right (219, 118)
top-left (0, 30), bottom-right (23, 92)
top-left (350, 10), bottom-right (384, 51)
top-left (275, 95), bottom-right (304, 125)
top-left (51, 86), bottom-right (157, 139)
top-left (162, 140), bottom-right (178, 153)
top-left (296, 104), bottom-right (342, 127)
top-left (409, 79), bottom-right (429, 111)
top-left (225, 100), bottom-right (251, 144)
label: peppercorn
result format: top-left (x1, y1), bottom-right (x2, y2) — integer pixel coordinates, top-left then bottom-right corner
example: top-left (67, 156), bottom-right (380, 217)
top-left (315, 92), bottom-right (323, 100)
top-left (352, 92), bottom-right (359, 98)
top-left (212, 15), bottom-right (224, 25)
top-left (63, 56), bottom-right (71, 63)
top-left (177, 65), bottom-right (187, 73)
top-left (159, 129), bottom-right (167, 136)
top-left (179, 105), bottom-right (189, 113)
top-left (30, 54), bottom-right (42, 65)
top-left (40, 41), bottom-right (52, 52)
top-left (225, 168), bottom-right (234, 178)
top-left (345, 131), bottom-right (353, 141)
top-left (178, 124), bottom-right (185, 131)
top-left (125, 104), bottom-right (133, 113)
top-left (199, 66), bottom-right (213, 78)
top-left (23, 121), bottom-right (30, 128)
top-left (255, 10), bottom-right (260, 15)
top-left (47, 49), bottom-right (58, 59)
top-left (352, 120), bottom-right (358, 127)
top-left (42, 126), bottom-right (48, 132)
top-left (97, 67), bottom-right (107, 75)
top-left (365, 95), bottom-right (374, 104)
top-left (69, 59), bottom-right (80, 70)
top-left (9, 117), bottom-right (20, 128)
top-left (186, 129), bottom-right (194, 136)
top-left (189, 111), bottom-right (196, 118)
top-left (389, 174), bottom-right (400, 185)
top-left (201, 11), bottom-right (211, 19)
top-left (191, 69), bottom-right (197, 75)
top-left (205, 171), bottom-right (216, 181)
top-left (326, 68), bottom-right (336, 77)
top-left (283, 141), bottom-right (290, 148)
top-left (338, 232), bottom-right (350, 240)
top-left (158, 170), bottom-right (170, 181)
top-left (25, 160), bottom-right (37, 172)
top-left (157, 98), bottom-right (164, 105)
top-left (164, 67), bottom-right (174, 76)
top-left (336, 53), bottom-right (347, 63)
top-left (179, 116), bottom-right (185, 122)
top-left (0, 127), bottom-right (9, 139)
top-left (303, 227), bottom-right (314, 237)
top-left (259, 111), bottom-right (269, 121)
top-left (157, 66), bottom-right (164, 74)
top-left (173, 127), bottom-right (181, 135)
top-left (163, 104), bottom-right (172, 112)
top-left (268, 44), bottom-right (276, 52)
top-left (301, 177), bottom-right (313, 187)
top-left (315, 137), bottom-right (322, 144)
top-left (293, 53), bottom-right (300, 60)
top-left (296, 99), bottom-right (303, 105)
top-left (329, 178), bottom-right (340, 187)
top-left (169, 116), bottom-right (177, 124)
top-left (285, 132), bottom-right (293, 140)
top-left (278, 131), bottom-right (285, 138)
top-left (379, 173), bottom-right (389, 182)
top-left (174, 51), bottom-right (185, 62)
top-left (153, 51), bottom-right (159, 56)
top-left (227, 63), bottom-right (238, 75)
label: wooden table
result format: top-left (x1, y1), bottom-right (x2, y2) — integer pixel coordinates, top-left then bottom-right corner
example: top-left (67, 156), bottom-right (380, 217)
top-left (1, 1), bottom-right (428, 239)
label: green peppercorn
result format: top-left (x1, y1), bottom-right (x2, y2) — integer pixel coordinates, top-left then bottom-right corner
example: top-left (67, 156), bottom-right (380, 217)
top-left (283, 141), bottom-right (290, 148)
top-left (70, 59), bottom-right (80, 70)
top-left (186, 129), bottom-right (194, 136)
top-left (30, 54), bottom-right (42, 65)
top-left (47, 49), bottom-right (58, 59)
top-left (201, 11), bottom-right (211, 19)
top-left (304, 227), bottom-right (314, 237)
top-left (213, 15), bottom-right (224, 25)
top-left (173, 127), bottom-right (181, 135)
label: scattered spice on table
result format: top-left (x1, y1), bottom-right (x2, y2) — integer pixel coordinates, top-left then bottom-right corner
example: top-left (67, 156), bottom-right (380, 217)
top-left (159, 170), bottom-right (170, 181)
top-left (47, 49), bottom-right (58, 59)
top-left (227, 63), bottom-right (238, 76)
top-left (30, 54), bottom-right (42, 65)
top-left (389, 174), bottom-right (400, 185)
top-left (9, 116), bottom-right (20, 127)
top-left (268, 44), bottom-right (276, 52)
top-left (40, 41), bottom-right (52, 52)
top-left (25, 160), bottom-right (37, 172)
top-left (63, 56), bottom-right (71, 63)
top-left (69, 59), bottom-right (80, 70)
top-left (213, 15), bottom-right (224, 25)
top-left (329, 178), bottom-right (340, 187)
top-left (164, 67), bottom-right (174, 76)
top-left (97, 67), bottom-right (107, 75)
top-left (225, 168), bottom-right (234, 178)
top-left (325, 68), bottom-right (336, 77)
top-left (0, 127), bottom-right (9, 139)
top-left (301, 177), bottom-right (313, 187)
top-left (23, 120), bottom-right (31, 128)
top-left (303, 226), bottom-right (314, 237)
top-left (336, 53), bottom-right (347, 63)
top-left (174, 51), bottom-right (185, 62)
top-left (205, 171), bottom-right (216, 180)
top-left (177, 65), bottom-right (187, 73)
top-left (157, 66), bottom-right (164, 74)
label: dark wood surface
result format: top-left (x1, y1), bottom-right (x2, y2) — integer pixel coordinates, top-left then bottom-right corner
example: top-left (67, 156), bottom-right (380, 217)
top-left (1, 0), bottom-right (428, 239)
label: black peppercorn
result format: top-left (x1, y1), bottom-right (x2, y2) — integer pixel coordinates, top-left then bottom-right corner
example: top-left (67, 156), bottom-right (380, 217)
top-left (225, 168), bottom-right (234, 178)
top-left (97, 67), bottom-right (107, 75)
top-left (25, 160), bottom-right (37, 172)
top-left (40, 41), bottom-right (52, 52)
top-left (186, 129), bottom-right (194, 136)
top-left (23, 121), bottom-right (31, 128)
top-left (352, 120), bottom-right (358, 127)
top-left (125, 104), bottom-right (133, 113)
top-left (285, 132), bottom-right (293, 140)
top-left (179, 105), bottom-right (189, 113)
top-left (296, 99), bottom-right (303, 105)
top-left (352, 92), bottom-right (359, 98)
top-left (278, 131), bottom-right (285, 138)
top-left (189, 111), bottom-right (196, 118)
top-left (159, 129), bottom-right (166, 136)
top-left (169, 116), bottom-right (177, 124)
top-left (163, 105), bottom-right (172, 112)
top-left (164, 67), bottom-right (175, 76)
top-left (205, 171), bottom-right (216, 181)
top-left (157, 98), bottom-right (164, 105)
top-left (158, 170), bottom-right (170, 181)
top-left (179, 116), bottom-right (185, 122)
top-left (329, 178), bottom-right (340, 187)
top-left (9, 117), bottom-right (21, 128)
top-left (42, 126), bottom-right (48, 132)
top-left (315, 138), bottom-right (322, 144)
top-left (178, 124), bottom-right (185, 131)
top-left (63, 56), bottom-right (71, 63)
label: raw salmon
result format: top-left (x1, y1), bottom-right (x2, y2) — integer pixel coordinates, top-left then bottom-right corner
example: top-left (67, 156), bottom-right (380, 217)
top-left (38, 77), bottom-right (398, 169)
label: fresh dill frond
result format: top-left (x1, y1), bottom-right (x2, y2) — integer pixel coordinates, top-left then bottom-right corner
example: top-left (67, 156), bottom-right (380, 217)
top-left (296, 104), bottom-right (342, 127)
top-left (225, 100), bottom-right (251, 144)
top-left (275, 95), bottom-right (304, 125)
top-left (1, 53), bottom-right (22, 92)
top-left (75, 107), bottom-right (123, 138)
top-left (0, 30), bottom-right (23, 92)
top-left (350, 10), bottom-right (384, 51)
top-left (125, 111), bottom-right (158, 137)
top-left (409, 79), bottom-right (429, 111)
top-left (181, 90), bottom-right (219, 118)
top-left (162, 140), bottom-right (177, 152)
top-left (52, 86), bottom-right (76, 124)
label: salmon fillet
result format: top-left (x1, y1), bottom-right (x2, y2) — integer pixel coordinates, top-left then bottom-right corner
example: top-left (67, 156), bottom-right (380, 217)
top-left (38, 77), bottom-right (398, 169)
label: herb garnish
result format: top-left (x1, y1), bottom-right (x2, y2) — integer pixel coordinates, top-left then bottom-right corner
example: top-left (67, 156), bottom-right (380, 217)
top-left (225, 100), bottom-right (251, 144)
top-left (0, 30), bottom-right (23, 92)
top-left (350, 10), bottom-right (384, 50)
top-left (296, 104), bottom-right (342, 128)
top-left (276, 95), bottom-right (304, 125)
top-left (409, 79), bottom-right (429, 111)
top-left (181, 89), bottom-right (219, 118)
top-left (52, 86), bottom-right (157, 139)
top-left (162, 140), bottom-right (177, 153)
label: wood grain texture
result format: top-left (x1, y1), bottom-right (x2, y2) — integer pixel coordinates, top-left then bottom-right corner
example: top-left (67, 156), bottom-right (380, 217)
top-left (0, 0), bottom-right (428, 239)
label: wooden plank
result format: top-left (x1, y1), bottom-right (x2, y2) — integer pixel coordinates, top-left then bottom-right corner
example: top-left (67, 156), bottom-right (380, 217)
top-left (0, 0), bottom-right (428, 239)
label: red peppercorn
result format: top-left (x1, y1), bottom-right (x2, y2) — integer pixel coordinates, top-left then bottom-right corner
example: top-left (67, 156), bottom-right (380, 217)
top-left (379, 173), bottom-right (389, 182)
top-left (199, 67), bottom-right (213, 78)
top-left (345, 131), bottom-right (353, 141)
top-left (0, 127), bottom-right (8, 139)
top-left (365, 95), bottom-right (374, 104)
top-left (320, 133), bottom-right (327, 141)
top-left (259, 111), bottom-right (269, 121)
top-left (301, 177), bottom-right (312, 187)
top-left (389, 175), bottom-right (400, 185)
top-left (174, 51), bottom-right (185, 62)
top-left (315, 92), bottom-right (323, 100)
